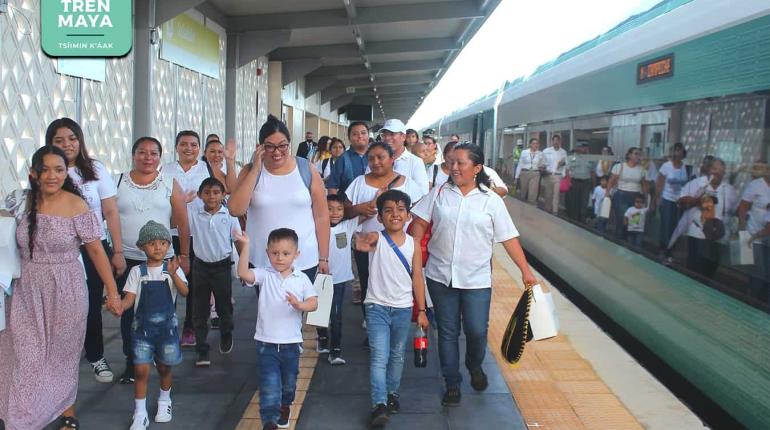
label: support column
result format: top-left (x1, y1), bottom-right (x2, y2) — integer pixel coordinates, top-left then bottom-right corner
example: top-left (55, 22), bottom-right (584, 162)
top-left (132, 0), bottom-right (155, 140)
top-left (268, 61), bottom-right (283, 118)
top-left (225, 33), bottom-right (238, 140)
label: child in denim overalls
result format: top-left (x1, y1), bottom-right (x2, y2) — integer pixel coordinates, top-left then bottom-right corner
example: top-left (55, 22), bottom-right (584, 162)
top-left (121, 221), bottom-right (189, 430)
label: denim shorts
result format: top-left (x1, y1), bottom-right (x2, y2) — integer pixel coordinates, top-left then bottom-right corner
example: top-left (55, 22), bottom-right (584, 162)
top-left (132, 316), bottom-right (183, 366)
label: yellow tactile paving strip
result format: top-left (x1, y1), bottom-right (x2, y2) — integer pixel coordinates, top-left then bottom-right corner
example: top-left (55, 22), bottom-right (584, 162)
top-left (235, 325), bottom-right (320, 430)
top-left (489, 255), bottom-right (644, 430)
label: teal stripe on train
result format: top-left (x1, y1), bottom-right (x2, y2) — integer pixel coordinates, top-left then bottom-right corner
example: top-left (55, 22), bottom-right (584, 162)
top-left (505, 199), bottom-right (770, 430)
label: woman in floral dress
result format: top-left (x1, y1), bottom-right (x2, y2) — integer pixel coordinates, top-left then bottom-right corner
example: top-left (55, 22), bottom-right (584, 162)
top-left (0, 146), bottom-right (122, 430)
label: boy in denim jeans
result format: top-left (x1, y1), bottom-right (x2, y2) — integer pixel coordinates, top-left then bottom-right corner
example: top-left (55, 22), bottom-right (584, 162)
top-left (235, 228), bottom-right (318, 430)
top-left (354, 190), bottom-right (429, 427)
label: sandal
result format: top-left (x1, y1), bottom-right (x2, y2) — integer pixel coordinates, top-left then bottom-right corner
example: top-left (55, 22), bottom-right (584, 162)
top-left (57, 415), bottom-right (80, 429)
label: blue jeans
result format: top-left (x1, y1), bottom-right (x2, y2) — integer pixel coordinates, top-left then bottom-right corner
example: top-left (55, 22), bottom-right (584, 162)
top-left (659, 198), bottom-right (680, 249)
top-left (256, 341), bottom-right (301, 424)
top-left (365, 303), bottom-right (412, 407)
top-left (427, 278), bottom-right (491, 388)
top-left (627, 231), bottom-right (643, 248)
top-left (317, 282), bottom-right (348, 350)
top-left (612, 190), bottom-right (638, 240)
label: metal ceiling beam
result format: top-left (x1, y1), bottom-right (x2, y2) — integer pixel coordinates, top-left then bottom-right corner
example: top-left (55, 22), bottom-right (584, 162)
top-left (282, 59), bottom-right (323, 86)
top-left (237, 30), bottom-right (292, 68)
top-left (156, 0), bottom-right (207, 25)
top-left (306, 76), bottom-right (340, 95)
top-left (370, 59), bottom-right (443, 74)
top-left (366, 37), bottom-right (459, 55)
top-left (337, 74), bottom-right (434, 88)
top-left (330, 95), bottom-right (356, 111)
top-left (323, 84), bottom-right (426, 103)
top-left (270, 44), bottom-right (360, 61)
top-left (227, 1), bottom-right (482, 32)
top-left (309, 64), bottom-right (370, 77)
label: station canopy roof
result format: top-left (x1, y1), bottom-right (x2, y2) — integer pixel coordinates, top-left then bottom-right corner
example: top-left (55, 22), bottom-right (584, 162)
top-left (184, 0), bottom-right (501, 123)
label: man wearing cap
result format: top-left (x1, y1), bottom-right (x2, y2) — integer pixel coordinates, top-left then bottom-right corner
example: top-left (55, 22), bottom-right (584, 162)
top-left (565, 143), bottom-right (595, 222)
top-left (378, 119), bottom-right (429, 198)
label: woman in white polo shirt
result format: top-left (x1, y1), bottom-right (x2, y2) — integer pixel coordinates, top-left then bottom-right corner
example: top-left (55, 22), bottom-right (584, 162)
top-left (410, 143), bottom-right (537, 406)
top-left (606, 147), bottom-right (648, 240)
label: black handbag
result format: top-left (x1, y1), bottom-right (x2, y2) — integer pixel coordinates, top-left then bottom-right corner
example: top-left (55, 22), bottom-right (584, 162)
top-left (500, 288), bottom-right (533, 364)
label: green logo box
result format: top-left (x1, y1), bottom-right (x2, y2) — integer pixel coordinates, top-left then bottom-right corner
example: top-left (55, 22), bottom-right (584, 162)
top-left (41, 0), bottom-right (133, 57)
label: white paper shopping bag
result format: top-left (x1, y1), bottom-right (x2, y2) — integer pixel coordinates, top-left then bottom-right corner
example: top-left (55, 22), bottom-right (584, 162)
top-left (0, 217), bottom-right (20, 279)
top-left (306, 274), bottom-right (334, 328)
top-left (730, 231), bottom-right (755, 266)
top-left (529, 284), bottom-right (559, 341)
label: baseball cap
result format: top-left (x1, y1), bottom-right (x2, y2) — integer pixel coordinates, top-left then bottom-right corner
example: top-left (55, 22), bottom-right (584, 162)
top-left (380, 119), bottom-right (406, 134)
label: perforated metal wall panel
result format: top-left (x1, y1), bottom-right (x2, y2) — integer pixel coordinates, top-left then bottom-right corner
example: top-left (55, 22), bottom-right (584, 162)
top-left (151, 45), bottom-right (178, 163)
top-left (176, 66), bottom-right (203, 134)
top-left (0, 0), bottom-right (78, 194)
top-left (236, 59), bottom-right (259, 163)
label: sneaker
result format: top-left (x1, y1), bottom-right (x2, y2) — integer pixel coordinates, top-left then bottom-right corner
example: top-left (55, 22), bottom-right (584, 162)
top-left (262, 422), bottom-right (278, 430)
top-left (181, 327), bottom-right (196, 347)
top-left (210, 317), bottom-right (220, 330)
top-left (470, 368), bottom-right (488, 391)
top-left (90, 357), bottom-right (114, 383)
top-left (387, 393), bottom-right (400, 414)
top-left (442, 386), bottom-right (461, 406)
top-left (129, 413), bottom-right (149, 430)
top-left (220, 332), bottom-right (233, 354)
top-left (195, 351), bottom-right (211, 367)
top-left (316, 336), bottom-right (329, 354)
top-left (119, 364), bottom-right (135, 384)
top-left (370, 404), bottom-right (389, 427)
top-left (277, 405), bottom-right (290, 428)
top-left (155, 400), bottom-right (172, 423)
top-left (328, 350), bottom-right (346, 365)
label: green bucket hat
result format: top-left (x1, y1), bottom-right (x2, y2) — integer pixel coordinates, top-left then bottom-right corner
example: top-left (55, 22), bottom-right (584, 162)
top-left (135, 220), bottom-right (172, 247)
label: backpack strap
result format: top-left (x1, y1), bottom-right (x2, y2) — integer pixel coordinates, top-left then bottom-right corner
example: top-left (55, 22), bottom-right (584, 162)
top-left (432, 164), bottom-right (439, 186)
top-left (386, 174), bottom-right (403, 190)
top-left (381, 230), bottom-right (412, 276)
top-left (321, 158), bottom-right (330, 179)
top-left (295, 156), bottom-right (312, 190)
top-left (117, 173), bottom-right (124, 189)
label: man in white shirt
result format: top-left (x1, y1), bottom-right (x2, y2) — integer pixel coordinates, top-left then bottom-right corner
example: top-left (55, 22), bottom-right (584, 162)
top-left (514, 138), bottom-right (544, 204)
top-left (541, 134), bottom-right (568, 215)
top-left (378, 119), bottom-right (429, 199)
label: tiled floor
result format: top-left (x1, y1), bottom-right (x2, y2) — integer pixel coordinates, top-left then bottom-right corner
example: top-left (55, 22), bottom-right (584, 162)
top-left (488, 254), bottom-right (644, 430)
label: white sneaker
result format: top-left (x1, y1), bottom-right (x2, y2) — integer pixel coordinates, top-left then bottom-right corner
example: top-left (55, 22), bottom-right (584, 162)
top-left (155, 400), bottom-right (172, 423)
top-left (90, 357), bottom-right (114, 383)
top-left (129, 413), bottom-right (149, 430)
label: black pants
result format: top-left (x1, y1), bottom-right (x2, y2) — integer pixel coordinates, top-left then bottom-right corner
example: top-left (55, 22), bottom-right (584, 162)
top-left (173, 236), bottom-right (195, 329)
top-left (117, 258), bottom-right (145, 364)
top-left (687, 237), bottom-right (720, 278)
top-left (193, 257), bottom-right (234, 353)
top-left (566, 179), bottom-right (591, 222)
top-left (353, 250), bottom-right (370, 318)
top-left (82, 239), bottom-right (112, 363)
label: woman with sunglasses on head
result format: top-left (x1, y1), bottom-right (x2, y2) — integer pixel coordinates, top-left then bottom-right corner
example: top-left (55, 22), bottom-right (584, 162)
top-left (228, 115), bottom-right (330, 281)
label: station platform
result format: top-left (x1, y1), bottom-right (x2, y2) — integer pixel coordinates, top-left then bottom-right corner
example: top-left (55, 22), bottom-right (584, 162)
top-left (70, 246), bottom-right (703, 430)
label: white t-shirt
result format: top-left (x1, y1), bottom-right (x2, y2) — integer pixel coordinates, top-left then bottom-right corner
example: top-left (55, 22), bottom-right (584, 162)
top-left (68, 161), bottom-right (116, 240)
top-left (344, 175), bottom-right (424, 233)
top-left (411, 183), bottom-right (519, 289)
top-left (658, 161), bottom-right (689, 202)
top-left (542, 146), bottom-right (567, 175)
top-left (515, 149), bottom-right (545, 179)
top-left (624, 206), bottom-right (648, 232)
top-left (329, 219), bottom-right (359, 284)
top-left (123, 264), bottom-right (188, 311)
top-left (366, 149), bottom-right (429, 199)
top-left (246, 164), bottom-right (319, 270)
top-left (245, 267), bottom-right (317, 344)
top-left (187, 200), bottom-right (241, 263)
top-left (592, 186), bottom-right (607, 216)
top-left (611, 163), bottom-right (644, 193)
top-left (741, 178), bottom-right (770, 235)
top-left (430, 165), bottom-right (505, 192)
top-left (116, 173), bottom-right (175, 261)
top-left (316, 158), bottom-right (334, 180)
top-left (161, 160), bottom-right (211, 235)
top-left (365, 232), bottom-right (414, 308)
top-left (680, 176), bottom-right (738, 220)
top-left (431, 165), bottom-right (450, 189)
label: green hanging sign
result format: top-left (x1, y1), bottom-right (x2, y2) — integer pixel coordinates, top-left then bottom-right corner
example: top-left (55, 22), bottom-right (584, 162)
top-left (41, 0), bottom-right (133, 57)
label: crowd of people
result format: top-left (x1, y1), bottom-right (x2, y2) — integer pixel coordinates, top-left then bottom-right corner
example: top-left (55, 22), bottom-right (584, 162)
top-left (512, 135), bottom-right (770, 301)
top-left (0, 116), bottom-right (536, 430)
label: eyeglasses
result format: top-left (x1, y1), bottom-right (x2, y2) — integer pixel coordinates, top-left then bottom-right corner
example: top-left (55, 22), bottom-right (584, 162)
top-left (263, 143), bottom-right (290, 153)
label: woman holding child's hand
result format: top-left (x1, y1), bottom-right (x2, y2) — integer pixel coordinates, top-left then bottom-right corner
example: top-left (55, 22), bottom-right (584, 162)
top-left (229, 115), bottom-right (331, 281)
top-left (409, 143), bottom-right (537, 407)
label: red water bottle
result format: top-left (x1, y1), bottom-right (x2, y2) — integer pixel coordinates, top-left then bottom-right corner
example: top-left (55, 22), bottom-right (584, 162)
top-left (414, 326), bottom-right (428, 368)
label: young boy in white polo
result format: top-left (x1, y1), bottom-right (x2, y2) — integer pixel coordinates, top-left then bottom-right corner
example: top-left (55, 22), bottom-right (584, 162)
top-left (188, 177), bottom-right (241, 367)
top-left (354, 190), bottom-right (429, 427)
top-left (235, 228), bottom-right (318, 430)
